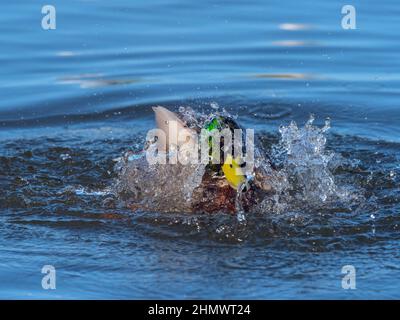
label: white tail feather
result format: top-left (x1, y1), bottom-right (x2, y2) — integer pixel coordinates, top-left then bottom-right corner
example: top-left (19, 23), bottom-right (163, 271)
top-left (152, 106), bottom-right (196, 152)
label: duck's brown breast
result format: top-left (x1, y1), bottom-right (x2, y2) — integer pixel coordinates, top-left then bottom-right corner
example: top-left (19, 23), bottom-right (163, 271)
top-left (191, 167), bottom-right (273, 214)
top-left (191, 171), bottom-right (237, 214)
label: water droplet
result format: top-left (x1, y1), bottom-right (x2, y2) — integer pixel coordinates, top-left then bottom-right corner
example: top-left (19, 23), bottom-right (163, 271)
top-left (210, 102), bottom-right (219, 110)
top-left (60, 153), bottom-right (71, 161)
top-left (236, 212), bottom-right (246, 222)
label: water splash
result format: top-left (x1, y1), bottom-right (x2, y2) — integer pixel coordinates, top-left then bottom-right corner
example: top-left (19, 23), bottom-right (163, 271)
top-left (113, 107), bottom-right (348, 215)
top-left (114, 149), bottom-right (206, 213)
top-left (273, 116), bottom-right (338, 205)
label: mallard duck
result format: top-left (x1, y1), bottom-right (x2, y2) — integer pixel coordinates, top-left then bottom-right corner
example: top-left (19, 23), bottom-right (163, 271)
top-left (151, 106), bottom-right (274, 214)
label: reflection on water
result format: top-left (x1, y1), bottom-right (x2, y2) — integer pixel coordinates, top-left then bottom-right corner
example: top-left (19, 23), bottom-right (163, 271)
top-left (58, 74), bottom-right (140, 89)
top-left (56, 51), bottom-right (77, 57)
top-left (271, 40), bottom-right (318, 47)
top-left (278, 23), bottom-right (314, 31)
top-left (252, 73), bottom-right (315, 80)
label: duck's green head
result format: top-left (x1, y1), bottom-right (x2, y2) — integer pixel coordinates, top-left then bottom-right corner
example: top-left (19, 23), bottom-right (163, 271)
top-left (203, 115), bottom-right (246, 190)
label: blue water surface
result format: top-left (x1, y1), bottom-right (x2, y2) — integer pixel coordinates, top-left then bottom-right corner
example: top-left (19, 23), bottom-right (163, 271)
top-left (0, 0), bottom-right (399, 299)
